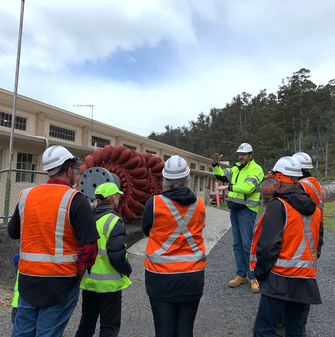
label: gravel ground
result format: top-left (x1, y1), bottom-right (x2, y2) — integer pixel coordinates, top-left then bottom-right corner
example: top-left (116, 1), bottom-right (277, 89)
top-left (0, 208), bottom-right (334, 336)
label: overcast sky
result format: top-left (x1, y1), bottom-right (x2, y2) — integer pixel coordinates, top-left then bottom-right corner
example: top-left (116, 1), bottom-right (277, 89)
top-left (1, 0), bottom-right (334, 137)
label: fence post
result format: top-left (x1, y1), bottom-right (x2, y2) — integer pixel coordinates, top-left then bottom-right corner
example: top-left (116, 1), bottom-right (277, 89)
top-left (4, 171), bottom-right (11, 223)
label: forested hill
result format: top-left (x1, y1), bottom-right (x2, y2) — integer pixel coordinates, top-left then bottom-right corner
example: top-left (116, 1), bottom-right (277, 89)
top-left (148, 68), bottom-right (335, 176)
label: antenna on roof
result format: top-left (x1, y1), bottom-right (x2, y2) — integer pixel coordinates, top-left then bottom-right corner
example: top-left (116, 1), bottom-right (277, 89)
top-left (74, 104), bottom-right (95, 147)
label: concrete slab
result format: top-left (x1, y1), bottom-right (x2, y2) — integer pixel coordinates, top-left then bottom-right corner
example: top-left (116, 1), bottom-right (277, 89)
top-left (127, 206), bottom-right (231, 256)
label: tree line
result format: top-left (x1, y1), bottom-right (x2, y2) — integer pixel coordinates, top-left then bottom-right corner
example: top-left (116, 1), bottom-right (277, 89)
top-left (148, 69), bottom-right (335, 176)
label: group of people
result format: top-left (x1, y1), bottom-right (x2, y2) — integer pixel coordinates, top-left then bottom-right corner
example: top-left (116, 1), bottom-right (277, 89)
top-left (213, 143), bottom-right (323, 337)
top-left (7, 142), bottom-right (323, 337)
top-left (8, 146), bottom-right (207, 337)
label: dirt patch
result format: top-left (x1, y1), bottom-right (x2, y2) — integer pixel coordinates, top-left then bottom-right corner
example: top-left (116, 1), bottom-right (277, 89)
top-left (0, 228), bottom-right (19, 289)
top-left (0, 287), bottom-right (13, 311)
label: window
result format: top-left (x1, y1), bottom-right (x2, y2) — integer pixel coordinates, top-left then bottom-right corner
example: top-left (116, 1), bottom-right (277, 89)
top-left (123, 144), bottom-right (137, 151)
top-left (190, 163), bottom-right (196, 169)
top-left (200, 165), bottom-right (206, 171)
top-left (146, 150), bottom-right (156, 155)
top-left (92, 136), bottom-right (110, 148)
top-left (16, 152), bottom-right (37, 183)
top-left (194, 175), bottom-right (198, 190)
top-left (0, 112), bottom-right (27, 131)
top-left (163, 155), bottom-right (171, 162)
top-left (209, 166), bottom-right (213, 172)
top-left (49, 125), bottom-right (75, 142)
top-left (200, 176), bottom-right (204, 192)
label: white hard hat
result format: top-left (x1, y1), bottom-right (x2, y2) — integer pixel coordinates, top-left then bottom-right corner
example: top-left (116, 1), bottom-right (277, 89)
top-left (163, 155), bottom-right (190, 179)
top-left (271, 156), bottom-right (302, 177)
top-left (236, 143), bottom-right (253, 153)
top-left (42, 145), bottom-right (80, 174)
top-left (292, 152), bottom-right (313, 169)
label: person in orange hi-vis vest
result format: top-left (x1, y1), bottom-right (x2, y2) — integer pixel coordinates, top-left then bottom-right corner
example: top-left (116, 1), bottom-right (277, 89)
top-left (291, 151), bottom-right (324, 336)
top-left (142, 155), bottom-right (207, 337)
top-left (8, 145), bottom-right (100, 337)
top-left (250, 156), bottom-right (323, 337)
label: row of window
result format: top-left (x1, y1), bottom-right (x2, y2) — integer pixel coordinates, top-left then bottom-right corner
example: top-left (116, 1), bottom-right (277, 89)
top-left (0, 116), bottom-right (207, 168)
top-left (0, 112), bottom-right (27, 131)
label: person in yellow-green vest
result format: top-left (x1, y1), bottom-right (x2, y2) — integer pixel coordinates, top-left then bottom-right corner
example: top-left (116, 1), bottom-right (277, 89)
top-left (75, 183), bottom-right (132, 337)
top-left (11, 273), bottom-right (19, 324)
top-left (212, 143), bottom-right (264, 293)
top-left (11, 254), bottom-right (20, 324)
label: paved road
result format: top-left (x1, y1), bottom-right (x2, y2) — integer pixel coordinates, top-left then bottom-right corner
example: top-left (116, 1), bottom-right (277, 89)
top-left (0, 207), bottom-right (334, 336)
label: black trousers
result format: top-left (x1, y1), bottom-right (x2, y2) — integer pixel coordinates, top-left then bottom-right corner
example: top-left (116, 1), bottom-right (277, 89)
top-left (149, 297), bottom-right (201, 337)
top-left (75, 290), bottom-right (122, 337)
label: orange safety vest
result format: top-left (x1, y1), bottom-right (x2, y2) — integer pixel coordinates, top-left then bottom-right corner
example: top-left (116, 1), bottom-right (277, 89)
top-left (250, 197), bottom-right (320, 278)
top-left (18, 184), bottom-right (79, 277)
top-left (299, 177), bottom-right (324, 225)
top-left (144, 195), bottom-right (207, 274)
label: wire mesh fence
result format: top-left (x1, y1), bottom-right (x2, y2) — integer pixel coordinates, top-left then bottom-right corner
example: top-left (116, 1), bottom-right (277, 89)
top-left (0, 169), bottom-right (49, 225)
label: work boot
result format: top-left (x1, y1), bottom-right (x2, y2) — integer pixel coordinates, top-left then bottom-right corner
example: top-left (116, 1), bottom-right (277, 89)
top-left (228, 276), bottom-right (248, 288)
top-left (276, 327), bottom-right (285, 337)
top-left (250, 279), bottom-right (260, 293)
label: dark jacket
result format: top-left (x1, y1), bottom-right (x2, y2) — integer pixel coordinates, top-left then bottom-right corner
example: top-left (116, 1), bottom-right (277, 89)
top-left (94, 204), bottom-right (132, 277)
top-left (255, 187), bottom-right (323, 304)
top-left (142, 187), bottom-right (205, 300)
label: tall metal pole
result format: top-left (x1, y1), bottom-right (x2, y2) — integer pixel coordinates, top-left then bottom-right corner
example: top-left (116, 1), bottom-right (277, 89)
top-left (73, 104), bottom-right (95, 146)
top-left (4, 0), bottom-right (25, 223)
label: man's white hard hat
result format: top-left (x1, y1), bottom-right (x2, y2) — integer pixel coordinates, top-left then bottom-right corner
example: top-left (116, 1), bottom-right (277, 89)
top-left (292, 152), bottom-right (313, 169)
top-left (236, 143), bottom-right (253, 153)
top-left (163, 155), bottom-right (190, 179)
top-left (271, 156), bottom-right (303, 177)
top-left (42, 145), bottom-right (80, 175)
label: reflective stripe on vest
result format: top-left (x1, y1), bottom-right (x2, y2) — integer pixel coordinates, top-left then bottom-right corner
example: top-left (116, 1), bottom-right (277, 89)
top-left (223, 168), bottom-right (232, 182)
top-left (227, 196), bottom-right (260, 207)
top-left (19, 188), bottom-right (77, 264)
top-left (245, 176), bottom-right (262, 193)
top-left (145, 195), bottom-right (207, 264)
top-left (300, 178), bottom-right (323, 209)
top-left (83, 271), bottom-right (124, 281)
top-left (274, 213), bottom-right (317, 269)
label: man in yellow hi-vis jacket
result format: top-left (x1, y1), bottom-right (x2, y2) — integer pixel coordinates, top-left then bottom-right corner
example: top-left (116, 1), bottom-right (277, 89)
top-left (212, 143), bottom-right (264, 293)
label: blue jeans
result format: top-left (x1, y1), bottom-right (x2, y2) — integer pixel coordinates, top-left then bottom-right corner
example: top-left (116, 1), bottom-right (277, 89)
top-left (277, 304), bottom-right (309, 331)
top-left (12, 283), bottom-right (79, 337)
top-left (230, 207), bottom-right (256, 280)
top-left (253, 295), bottom-right (305, 337)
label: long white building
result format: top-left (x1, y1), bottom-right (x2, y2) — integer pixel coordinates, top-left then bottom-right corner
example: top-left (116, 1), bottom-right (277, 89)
top-left (0, 88), bottom-right (227, 219)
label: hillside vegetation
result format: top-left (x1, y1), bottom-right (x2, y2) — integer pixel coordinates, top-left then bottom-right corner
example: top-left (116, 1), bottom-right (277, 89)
top-left (148, 68), bottom-right (335, 176)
